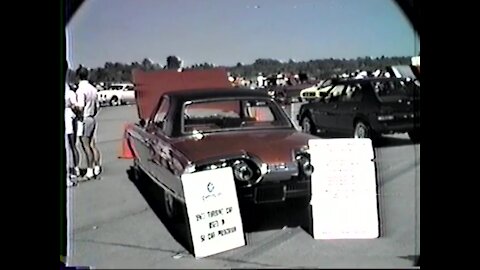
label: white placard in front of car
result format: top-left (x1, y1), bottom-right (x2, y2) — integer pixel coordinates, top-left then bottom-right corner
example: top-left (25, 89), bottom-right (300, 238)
top-left (308, 138), bottom-right (379, 239)
top-left (181, 167), bottom-right (245, 258)
top-left (308, 138), bottom-right (374, 161)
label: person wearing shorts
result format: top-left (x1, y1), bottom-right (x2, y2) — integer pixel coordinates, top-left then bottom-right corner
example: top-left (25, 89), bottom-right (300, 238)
top-left (65, 83), bottom-right (80, 184)
top-left (76, 67), bottom-right (101, 179)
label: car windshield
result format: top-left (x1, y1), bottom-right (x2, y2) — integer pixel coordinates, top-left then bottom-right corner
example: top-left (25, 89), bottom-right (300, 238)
top-left (319, 79), bottom-right (333, 88)
top-left (372, 80), bottom-right (420, 102)
top-left (110, 85), bottom-right (124, 90)
top-left (183, 98), bottom-right (291, 134)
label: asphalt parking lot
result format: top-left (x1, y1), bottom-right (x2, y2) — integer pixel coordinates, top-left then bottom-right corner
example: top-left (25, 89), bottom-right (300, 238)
top-left (67, 103), bottom-right (420, 268)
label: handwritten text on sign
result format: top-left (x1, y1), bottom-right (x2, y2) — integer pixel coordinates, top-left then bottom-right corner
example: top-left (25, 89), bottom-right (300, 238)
top-left (181, 167), bottom-right (245, 258)
top-left (308, 138), bottom-right (379, 239)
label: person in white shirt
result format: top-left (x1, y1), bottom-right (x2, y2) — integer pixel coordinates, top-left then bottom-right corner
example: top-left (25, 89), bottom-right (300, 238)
top-left (65, 83), bottom-right (80, 186)
top-left (76, 67), bottom-right (101, 179)
top-left (257, 73), bottom-right (265, 88)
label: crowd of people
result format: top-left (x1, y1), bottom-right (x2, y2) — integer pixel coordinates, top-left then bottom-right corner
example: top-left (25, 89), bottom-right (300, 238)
top-left (64, 63), bottom-right (102, 187)
top-left (227, 68), bottom-right (400, 89)
top-left (228, 72), bottom-right (310, 89)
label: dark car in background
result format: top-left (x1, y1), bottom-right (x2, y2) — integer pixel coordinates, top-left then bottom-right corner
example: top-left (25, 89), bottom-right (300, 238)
top-left (297, 77), bottom-right (420, 143)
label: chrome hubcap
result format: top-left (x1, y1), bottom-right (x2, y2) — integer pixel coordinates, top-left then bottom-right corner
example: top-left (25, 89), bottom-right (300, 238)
top-left (355, 124), bottom-right (367, 138)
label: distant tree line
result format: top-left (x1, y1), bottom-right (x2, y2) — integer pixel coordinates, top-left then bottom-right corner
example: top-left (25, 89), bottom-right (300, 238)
top-left (68, 55), bottom-right (411, 83)
top-left (229, 56), bottom-right (411, 79)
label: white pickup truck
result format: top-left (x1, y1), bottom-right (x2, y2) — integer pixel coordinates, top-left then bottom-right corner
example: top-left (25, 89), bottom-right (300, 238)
top-left (97, 83), bottom-right (135, 106)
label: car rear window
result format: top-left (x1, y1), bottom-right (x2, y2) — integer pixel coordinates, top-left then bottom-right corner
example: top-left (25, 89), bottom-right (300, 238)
top-left (183, 98), bottom-right (290, 134)
top-left (372, 80), bottom-right (420, 102)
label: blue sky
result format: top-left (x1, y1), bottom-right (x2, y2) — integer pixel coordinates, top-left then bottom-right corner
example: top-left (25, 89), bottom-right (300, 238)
top-left (66, 0), bottom-right (419, 69)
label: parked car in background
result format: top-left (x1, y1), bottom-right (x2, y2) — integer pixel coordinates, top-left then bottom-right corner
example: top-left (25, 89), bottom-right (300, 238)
top-left (266, 82), bottom-right (316, 105)
top-left (299, 79), bottom-right (337, 102)
top-left (126, 88), bottom-right (317, 219)
top-left (297, 77), bottom-right (420, 143)
top-left (98, 83), bottom-right (135, 106)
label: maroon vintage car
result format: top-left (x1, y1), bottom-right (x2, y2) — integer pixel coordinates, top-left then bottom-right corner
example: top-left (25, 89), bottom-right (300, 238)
top-left (126, 70), bottom-right (317, 219)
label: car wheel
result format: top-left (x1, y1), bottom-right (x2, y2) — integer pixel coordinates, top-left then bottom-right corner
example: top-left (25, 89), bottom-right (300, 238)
top-left (354, 121), bottom-right (376, 140)
top-left (110, 96), bottom-right (119, 106)
top-left (408, 129), bottom-right (420, 143)
top-left (301, 115), bottom-right (316, 135)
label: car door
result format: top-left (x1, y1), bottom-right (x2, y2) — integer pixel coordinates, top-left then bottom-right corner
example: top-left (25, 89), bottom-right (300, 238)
top-left (128, 97), bottom-right (165, 173)
top-left (336, 83), bottom-right (364, 136)
top-left (319, 84), bottom-right (345, 134)
top-left (308, 84), bottom-right (332, 129)
top-left (128, 122), bottom-right (156, 173)
top-left (122, 85), bottom-right (136, 104)
top-left (146, 97), bottom-right (183, 196)
top-left (142, 97), bottom-right (169, 176)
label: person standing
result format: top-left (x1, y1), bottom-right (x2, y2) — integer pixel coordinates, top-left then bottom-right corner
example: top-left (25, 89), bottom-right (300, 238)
top-left (257, 73), bottom-right (265, 88)
top-left (65, 82), bottom-right (80, 185)
top-left (65, 62), bottom-right (80, 187)
top-left (76, 67), bottom-right (101, 180)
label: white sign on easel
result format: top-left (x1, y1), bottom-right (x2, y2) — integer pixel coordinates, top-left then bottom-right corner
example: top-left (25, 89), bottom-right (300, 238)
top-left (308, 138), bottom-right (379, 239)
top-left (181, 167), bottom-right (245, 258)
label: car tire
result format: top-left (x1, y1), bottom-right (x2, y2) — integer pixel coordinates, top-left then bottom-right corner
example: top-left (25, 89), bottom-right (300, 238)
top-left (354, 121), bottom-right (376, 140)
top-left (408, 129), bottom-right (420, 143)
top-left (110, 96), bottom-right (119, 106)
top-left (301, 115), bottom-right (316, 135)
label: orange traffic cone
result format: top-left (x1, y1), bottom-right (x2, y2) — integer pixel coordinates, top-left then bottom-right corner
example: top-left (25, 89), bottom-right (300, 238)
top-left (118, 124), bottom-right (134, 159)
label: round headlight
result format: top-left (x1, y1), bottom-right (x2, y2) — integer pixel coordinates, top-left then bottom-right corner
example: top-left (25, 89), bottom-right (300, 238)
top-left (232, 160), bottom-right (254, 182)
top-left (296, 155), bottom-right (314, 176)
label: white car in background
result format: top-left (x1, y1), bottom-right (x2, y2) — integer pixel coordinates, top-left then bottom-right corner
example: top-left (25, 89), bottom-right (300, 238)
top-left (97, 83), bottom-right (135, 106)
top-left (299, 79), bottom-right (335, 102)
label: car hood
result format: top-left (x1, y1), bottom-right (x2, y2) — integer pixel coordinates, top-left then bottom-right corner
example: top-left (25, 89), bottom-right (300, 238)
top-left (300, 86), bottom-right (317, 93)
top-left (172, 129), bottom-right (317, 164)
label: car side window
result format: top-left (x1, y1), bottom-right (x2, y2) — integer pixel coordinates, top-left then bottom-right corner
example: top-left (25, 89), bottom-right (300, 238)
top-left (245, 101), bottom-right (275, 122)
top-left (319, 79), bottom-right (332, 89)
top-left (341, 84), bottom-right (363, 102)
top-left (326, 84), bottom-right (345, 102)
top-left (153, 97), bottom-right (170, 131)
